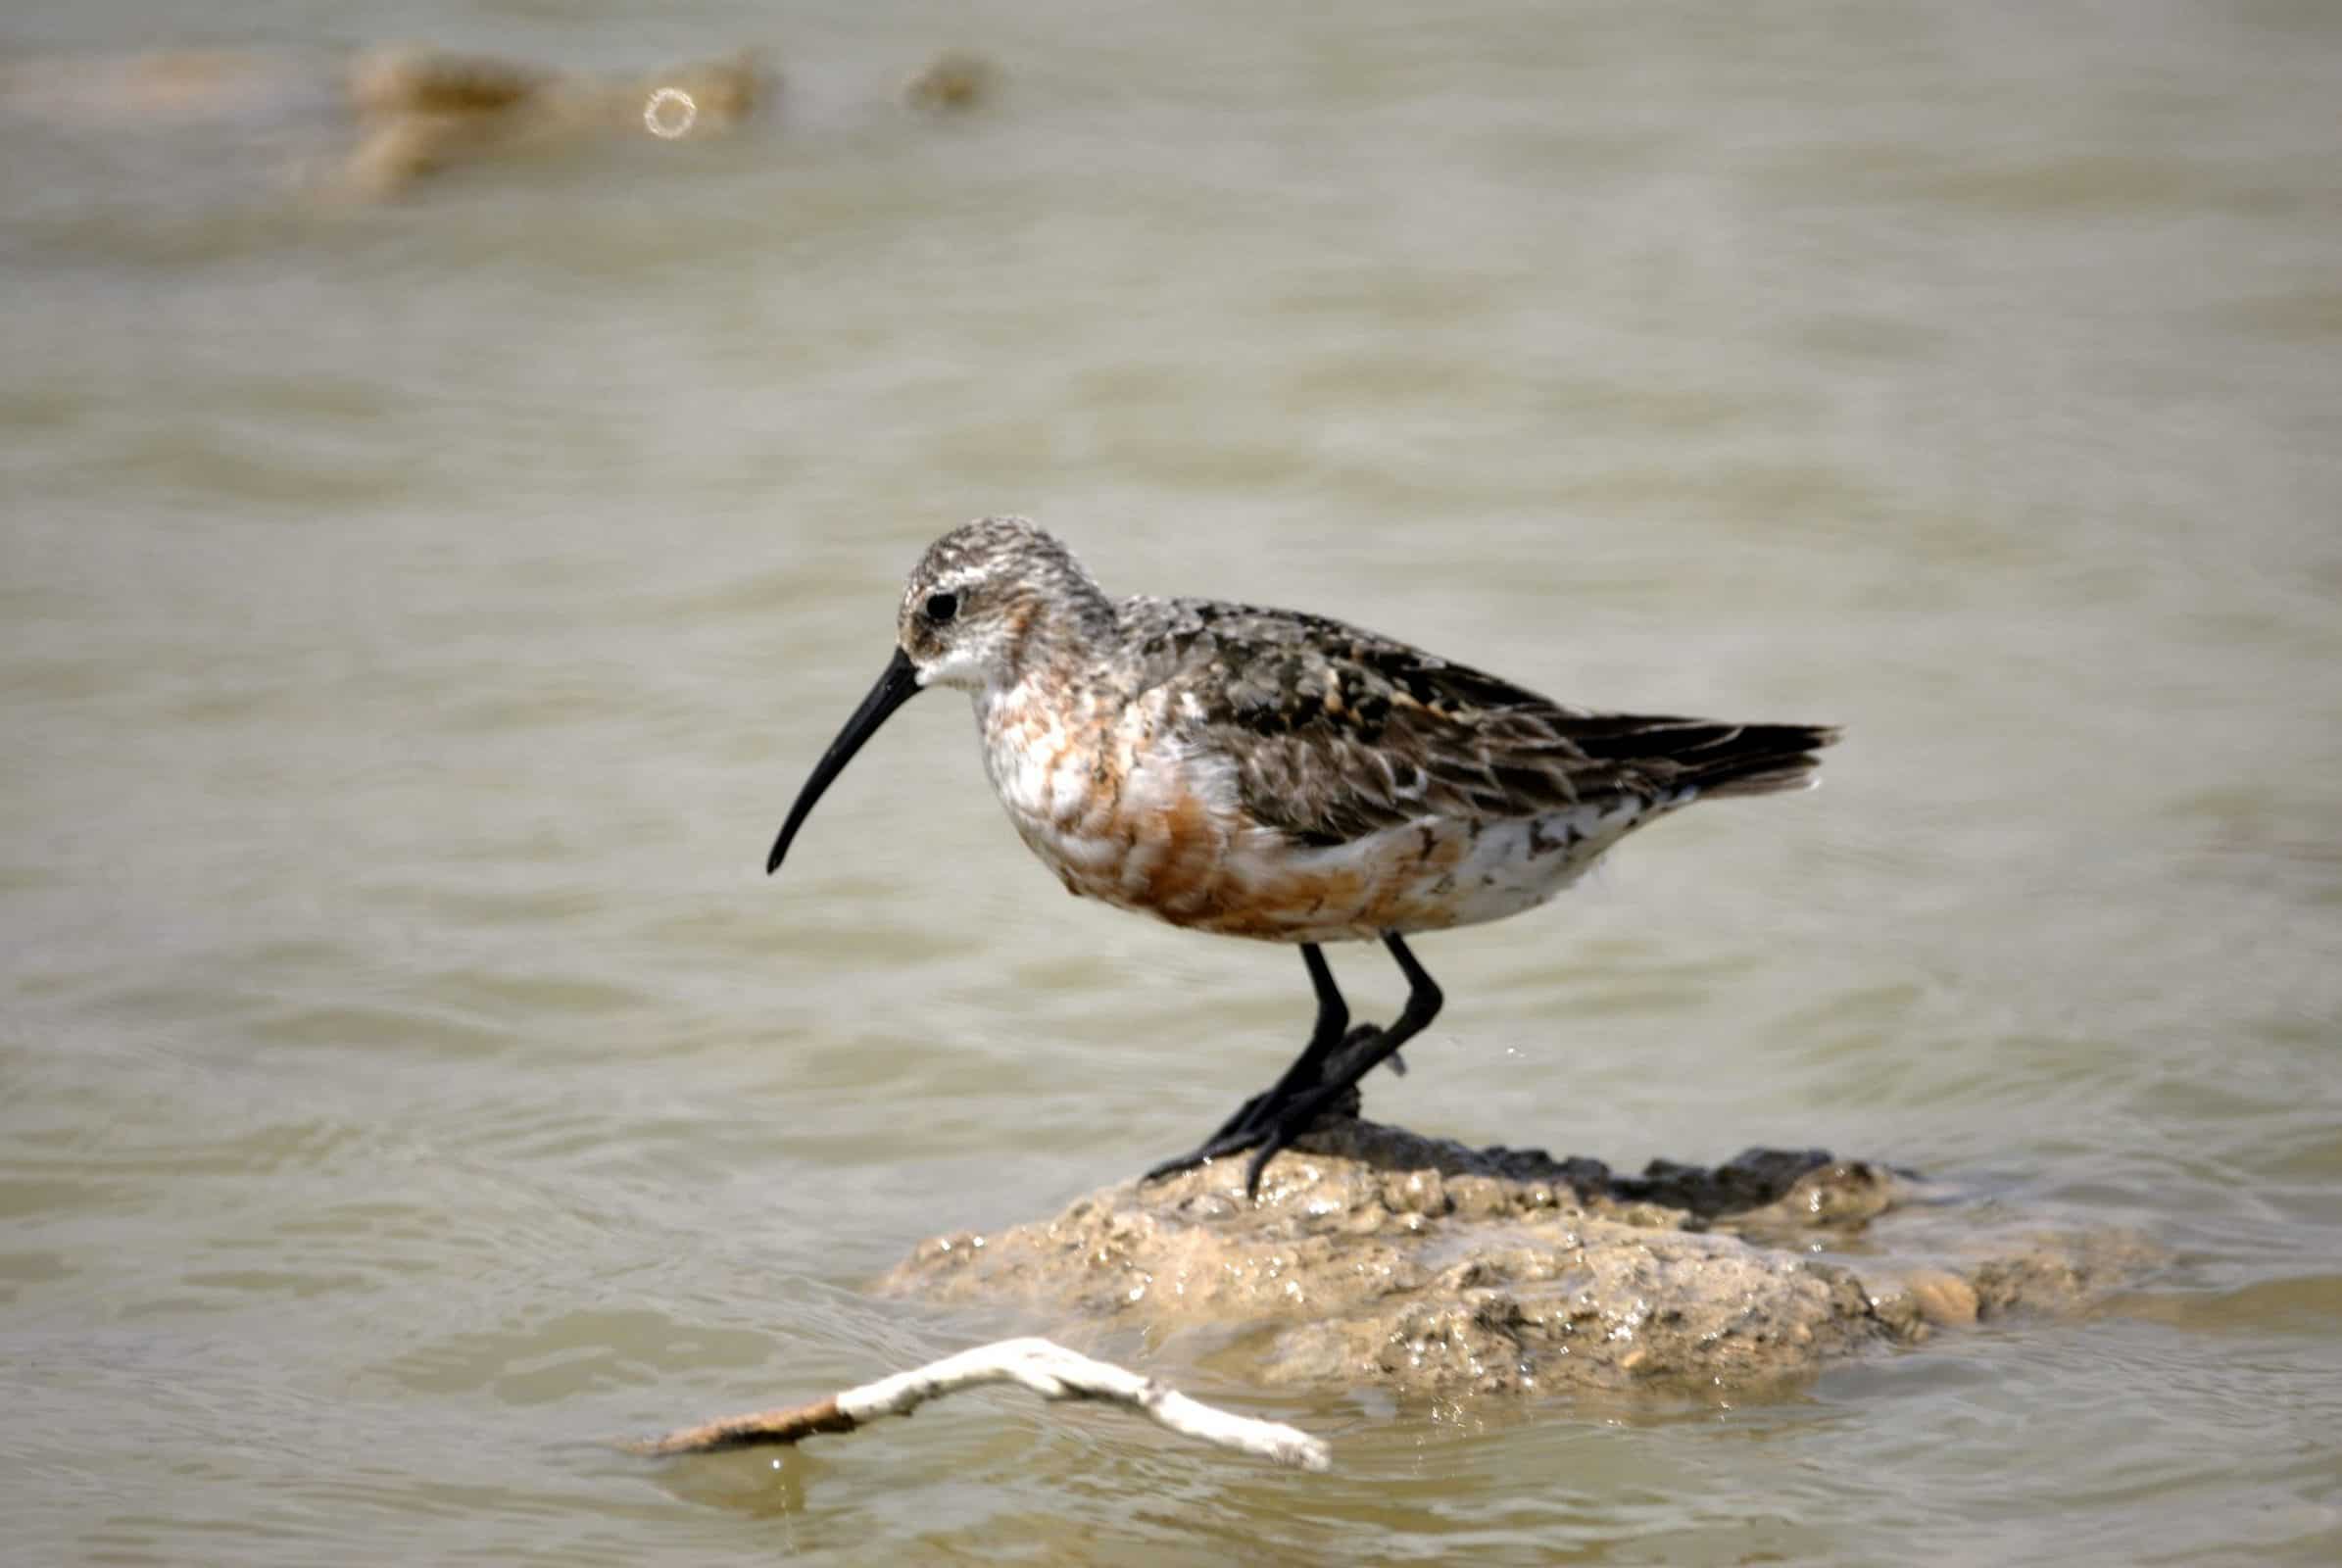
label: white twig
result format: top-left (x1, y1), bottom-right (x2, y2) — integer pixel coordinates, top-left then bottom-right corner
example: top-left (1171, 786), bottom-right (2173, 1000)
top-left (630, 1336), bottom-right (1331, 1472)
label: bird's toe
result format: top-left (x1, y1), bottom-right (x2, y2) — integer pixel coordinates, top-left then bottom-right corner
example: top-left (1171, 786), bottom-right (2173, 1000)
top-left (1141, 1124), bottom-right (1270, 1185)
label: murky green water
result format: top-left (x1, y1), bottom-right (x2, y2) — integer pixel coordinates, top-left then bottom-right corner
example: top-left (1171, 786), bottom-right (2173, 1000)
top-left (5, 1), bottom-right (2339, 1561)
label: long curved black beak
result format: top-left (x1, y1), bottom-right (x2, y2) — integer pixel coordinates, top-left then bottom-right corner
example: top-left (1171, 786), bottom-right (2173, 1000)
top-left (766, 647), bottom-right (923, 875)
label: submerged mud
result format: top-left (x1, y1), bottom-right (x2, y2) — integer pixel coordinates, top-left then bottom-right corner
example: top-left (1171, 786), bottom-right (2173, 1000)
top-left (882, 1118), bottom-right (2157, 1399)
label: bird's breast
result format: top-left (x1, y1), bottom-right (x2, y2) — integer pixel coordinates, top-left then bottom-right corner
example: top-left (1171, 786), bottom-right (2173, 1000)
top-left (980, 688), bottom-right (1237, 917)
top-left (974, 687), bottom-right (1661, 942)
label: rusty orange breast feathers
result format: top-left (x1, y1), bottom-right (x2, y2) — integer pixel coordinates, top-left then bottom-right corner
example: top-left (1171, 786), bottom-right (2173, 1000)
top-left (973, 683), bottom-right (1611, 943)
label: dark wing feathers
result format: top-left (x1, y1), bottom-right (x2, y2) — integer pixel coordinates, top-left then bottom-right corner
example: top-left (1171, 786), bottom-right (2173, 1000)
top-left (1119, 598), bottom-right (1836, 846)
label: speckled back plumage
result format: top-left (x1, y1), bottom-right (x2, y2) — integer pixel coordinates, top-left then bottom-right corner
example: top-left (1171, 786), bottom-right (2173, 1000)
top-left (1103, 595), bottom-right (1837, 849)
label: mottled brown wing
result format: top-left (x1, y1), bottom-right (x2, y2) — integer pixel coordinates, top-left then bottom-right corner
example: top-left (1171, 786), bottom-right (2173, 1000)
top-left (1119, 598), bottom-right (1837, 847)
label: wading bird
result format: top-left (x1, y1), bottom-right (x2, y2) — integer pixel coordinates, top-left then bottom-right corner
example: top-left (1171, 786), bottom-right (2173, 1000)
top-left (768, 517), bottom-right (1836, 1197)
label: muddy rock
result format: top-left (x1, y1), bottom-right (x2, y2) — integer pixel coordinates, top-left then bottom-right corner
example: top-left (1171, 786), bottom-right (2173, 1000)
top-left (880, 1117), bottom-right (2157, 1399)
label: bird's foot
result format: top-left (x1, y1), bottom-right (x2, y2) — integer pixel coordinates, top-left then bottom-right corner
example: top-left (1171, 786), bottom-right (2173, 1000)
top-left (1187, 1024), bottom-right (1381, 1146)
top-left (1225, 1077), bottom-right (1366, 1199)
top-left (1140, 1125), bottom-right (1267, 1187)
top-left (1191, 1024), bottom-right (1388, 1148)
top-left (1144, 1026), bottom-right (1385, 1198)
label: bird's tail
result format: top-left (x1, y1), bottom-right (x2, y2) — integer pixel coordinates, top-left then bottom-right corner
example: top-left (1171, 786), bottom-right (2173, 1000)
top-left (1555, 713), bottom-right (1841, 800)
top-left (1672, 721), bottom-right (1842, 799)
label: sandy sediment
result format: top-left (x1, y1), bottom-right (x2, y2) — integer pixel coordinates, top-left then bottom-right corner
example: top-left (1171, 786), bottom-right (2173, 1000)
top-left (881, 1117), bottom-right (2156, 1399)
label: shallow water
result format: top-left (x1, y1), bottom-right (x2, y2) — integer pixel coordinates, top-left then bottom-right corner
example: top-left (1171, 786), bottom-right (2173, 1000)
top-left (5, 1), bottom-right (2340, 1562)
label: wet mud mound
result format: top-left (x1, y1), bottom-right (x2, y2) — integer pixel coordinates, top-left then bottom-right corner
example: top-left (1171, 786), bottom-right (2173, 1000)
top-left (883, 1118), bottom-right (2157, 1399)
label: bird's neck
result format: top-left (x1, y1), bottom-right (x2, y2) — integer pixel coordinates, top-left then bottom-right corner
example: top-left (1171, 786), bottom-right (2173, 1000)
top-left (991, 578), bottom-right (1119, 696)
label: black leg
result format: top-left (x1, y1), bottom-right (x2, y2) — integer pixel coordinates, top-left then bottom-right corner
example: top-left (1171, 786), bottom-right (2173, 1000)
top-left (1147, 945), bottom-right (1354, 1181)
top-left (1144, 933), bottom-right (1443, 1199)
top-left (1200, 945), bottom-right (1348, 1142)
top-left (1237, 933), bottom-right (1441, 1197)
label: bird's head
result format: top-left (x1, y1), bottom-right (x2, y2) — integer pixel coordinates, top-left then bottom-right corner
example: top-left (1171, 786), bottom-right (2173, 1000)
top-left (766, 516), bottom-right (1111, 875)
top-left (892, 515), bottom-right (1111, 694)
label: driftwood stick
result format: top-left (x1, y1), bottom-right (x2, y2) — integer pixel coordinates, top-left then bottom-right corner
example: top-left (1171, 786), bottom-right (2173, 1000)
top-left (628, 1336), bottom-right (1331, 1472)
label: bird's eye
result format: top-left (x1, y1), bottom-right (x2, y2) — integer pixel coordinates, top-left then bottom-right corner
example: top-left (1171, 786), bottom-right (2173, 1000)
top-left (924, 591), bottom-right (959, 624)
